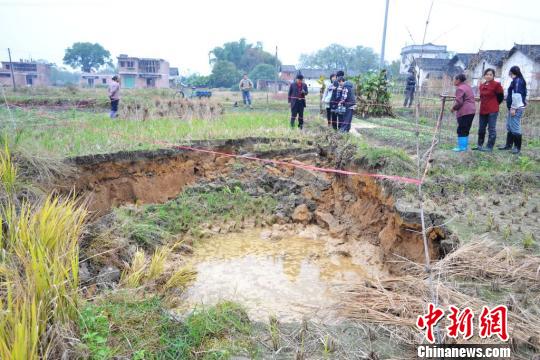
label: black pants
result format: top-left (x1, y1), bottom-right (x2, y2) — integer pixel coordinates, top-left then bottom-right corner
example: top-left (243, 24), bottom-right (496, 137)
top-left (291, 103), bottom-right (305, 129)
top-left (326, 108), bottom-right (338, 129)
top-left (111, 99), bottom-right (119, 112)
top-left (457, 114), bottom-right (475, 137)
top-left (404, 89), bottom-right (414, 107)
top-left (478, 112), bottom-right (498, 148)
top-left (338, 108), bottom-right (353, 132)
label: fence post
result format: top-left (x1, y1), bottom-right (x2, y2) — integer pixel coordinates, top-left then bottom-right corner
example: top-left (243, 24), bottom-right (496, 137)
top-left (438, 95), bottom-right (447, 143)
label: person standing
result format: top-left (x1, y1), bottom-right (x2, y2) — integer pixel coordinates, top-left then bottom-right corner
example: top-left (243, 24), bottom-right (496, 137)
top-left (498, 66), bottom-right (527, 154)
top-left (288, 74), bottom-right (308, 129)
top-left (322, 73), bottom-right (337, 128)
top-left (473, 68), bottom-right (504, 152)
top-left (450, 74), bottom-right (476, 152)
top-left (336, 76), bottom-right (356, 133)
top-left (403, 70), bottom-right (416, 107)
top-left (108, 75), bottom-right (121, 118)
top-left (239, 74), bottom-right (253, 109)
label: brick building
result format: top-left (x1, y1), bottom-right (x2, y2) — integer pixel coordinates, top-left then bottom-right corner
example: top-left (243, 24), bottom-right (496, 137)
top-left (80, 73), bottom-right (115, 87)
top-left (0, 60), bottom-right (51, 87)
top-left (117, 54), bottom-right (170, 88)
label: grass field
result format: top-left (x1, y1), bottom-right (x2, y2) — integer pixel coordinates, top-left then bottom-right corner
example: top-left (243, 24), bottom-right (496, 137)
top-left (1, 87), bottom-right (539, 359)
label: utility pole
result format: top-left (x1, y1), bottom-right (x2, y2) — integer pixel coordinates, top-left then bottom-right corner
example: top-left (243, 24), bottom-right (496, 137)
top-left (379, 0), bottom-right (390, 69)
top-left (275, 46), bottom-right (279, 93)
top-left (7, 48), bottom-right (16, 91)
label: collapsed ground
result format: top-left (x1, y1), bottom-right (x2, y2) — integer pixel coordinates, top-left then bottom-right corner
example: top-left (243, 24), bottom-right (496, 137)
top-left (2, 88), bottom-right (540, 359)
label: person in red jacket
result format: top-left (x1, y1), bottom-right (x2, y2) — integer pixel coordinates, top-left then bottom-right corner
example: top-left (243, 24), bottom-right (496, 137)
top-left (473, 68), bottom-right (504, 152)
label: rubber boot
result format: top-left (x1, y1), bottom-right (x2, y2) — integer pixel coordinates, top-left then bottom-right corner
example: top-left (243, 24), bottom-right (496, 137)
top-left (453, 136), bottom-right (468, 152)
top-left (109, 111), bottom-right (117, 119)
top-left (498, 132), bottom-right (513, 150)
top-left (473, 132), bottom-right (485, 150)
top-left (511, 134), bottom-right (522, 154)
top-left (481, 133), bottom-right (497, 152)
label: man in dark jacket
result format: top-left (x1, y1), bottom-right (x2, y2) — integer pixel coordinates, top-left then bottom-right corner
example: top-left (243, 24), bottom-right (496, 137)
top-left (403, 70), bottom-right (416, 107)
top-left (288, 74), bottom-right (308, 129)
top-left (337, 76), bottom-right (356, 132)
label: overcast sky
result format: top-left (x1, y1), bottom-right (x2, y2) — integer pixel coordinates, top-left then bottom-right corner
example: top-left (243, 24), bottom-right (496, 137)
top-left (1, 0), bottom-right (539, 74)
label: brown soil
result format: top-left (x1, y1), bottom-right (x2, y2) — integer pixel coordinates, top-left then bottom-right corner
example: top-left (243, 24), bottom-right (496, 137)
top-left (52, 141), bottom-right (450, 267)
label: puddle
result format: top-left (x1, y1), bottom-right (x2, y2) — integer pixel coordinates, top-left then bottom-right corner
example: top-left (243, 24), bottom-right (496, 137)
top-left (178, 227), bottom-right (385, 323)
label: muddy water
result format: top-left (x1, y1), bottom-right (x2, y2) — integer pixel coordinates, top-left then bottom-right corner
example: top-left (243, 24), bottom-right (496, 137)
top-left (178, 227), bottom-right (386, 323)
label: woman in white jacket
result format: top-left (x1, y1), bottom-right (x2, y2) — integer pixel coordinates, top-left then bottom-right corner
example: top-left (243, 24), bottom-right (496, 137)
top-left (322, 73), bottom-right (337, 129)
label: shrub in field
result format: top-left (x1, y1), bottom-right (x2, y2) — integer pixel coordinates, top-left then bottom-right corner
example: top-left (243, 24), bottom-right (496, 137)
top-left (353, 70), bottom-right (394, 117)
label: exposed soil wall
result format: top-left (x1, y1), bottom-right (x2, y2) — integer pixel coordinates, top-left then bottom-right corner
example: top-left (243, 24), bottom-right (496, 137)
top-left (52, 140), bottom-right (450, 267)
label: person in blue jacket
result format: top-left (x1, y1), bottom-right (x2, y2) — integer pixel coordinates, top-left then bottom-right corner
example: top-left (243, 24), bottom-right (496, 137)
top-left (498, 66), bottom-right (527, 154)
top-left (336, 76), bottom-right (356, 133)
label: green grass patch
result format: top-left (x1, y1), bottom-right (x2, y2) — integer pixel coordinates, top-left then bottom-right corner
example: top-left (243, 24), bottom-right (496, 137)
top-left (78, 294), bottom-right (256, 359)
top-left (116, 184), bottom-right (278, 248)
top-left (0, 107), bottom-right (314, 157)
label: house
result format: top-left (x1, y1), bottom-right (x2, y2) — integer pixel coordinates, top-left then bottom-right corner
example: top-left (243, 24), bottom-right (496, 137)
top-left (117, 54), bottom-right (170, 89)
top-left (447, 53), bottom-right (475, 75)
top-left (501, 44), bottom-right (540, 96)
top-left (255, 79), bottom-right (290, 92)
top-left (468, 50), bottom-right (508, 85)
top-left (80, 73), bottom-right (115, 88)
top-left (169, 67), bottom-right (180, 88)
top-left (400, 43), bottom-right (449, 74)
top-left (0, 60), bottom-right (51, 87)
top-left (279, 65), bottom-right (297, 82)
top-left (280, 66), bottom-right (360, 93)
top-left (411, 58), bottom-right (452, 88)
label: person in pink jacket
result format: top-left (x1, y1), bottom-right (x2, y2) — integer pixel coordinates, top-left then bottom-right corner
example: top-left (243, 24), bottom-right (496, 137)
top-left (450, 74), bottom-right (476, 152)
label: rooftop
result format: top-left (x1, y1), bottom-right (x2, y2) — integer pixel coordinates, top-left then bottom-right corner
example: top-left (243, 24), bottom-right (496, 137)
top-left (508, 44), bottom-right (540, 62)
top-left (469, 50), bottom-right (509, 68)
top-left (413, 58), bottom-right (450, 71)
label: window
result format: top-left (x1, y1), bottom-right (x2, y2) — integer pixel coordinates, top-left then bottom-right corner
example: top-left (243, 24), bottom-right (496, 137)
top-left (102, 78), bottom-right (107, 84)
top-left (120, 61), bottom-right (125, 67)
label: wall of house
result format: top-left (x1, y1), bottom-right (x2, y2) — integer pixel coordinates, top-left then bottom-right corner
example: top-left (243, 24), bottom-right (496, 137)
top-left (305, 78), bottom-right (323, 94)
top-left (79, 75), bottom-right (115, 88)
top-left (280, 72), bottom-right (295, 82)
top-left (501, 51), bottom-right (540, 97)
top-left (400, 52), bottom-right (447, 74)
top-left (118, 59), bottom-right (170, 88)
top-left (0, 67), bottom-right (50, 87)
top-left (469, 62), bottom-right (503, 86)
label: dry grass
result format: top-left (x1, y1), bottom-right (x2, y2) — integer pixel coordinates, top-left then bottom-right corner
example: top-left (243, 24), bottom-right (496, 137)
top-left (0, 196), bottom-right (86, 359)
top-left (120, 97), bottom-right (224, 121)
top-left (121, 240), bottom-right (195, 291)
top-left (337, 238), bottom-right (540, 354)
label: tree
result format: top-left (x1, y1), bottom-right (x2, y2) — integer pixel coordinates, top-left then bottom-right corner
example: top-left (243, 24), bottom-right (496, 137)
top-left (248, 64), bottom-right (276, 87)
top-left (183, 73), bottom-right (211, 87)
top-left (49, 65), bottom-right (80, 86)
top-left (63, 42), bottom-right (111, 73)
top-left (299, 44), bottom-right (378, 73)
top-left (385, 59), bottom-right (403, 80)
top-left (210, 38), bottom-right (279, 73)
top-left (210, 61), bottom-right (240, 88)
